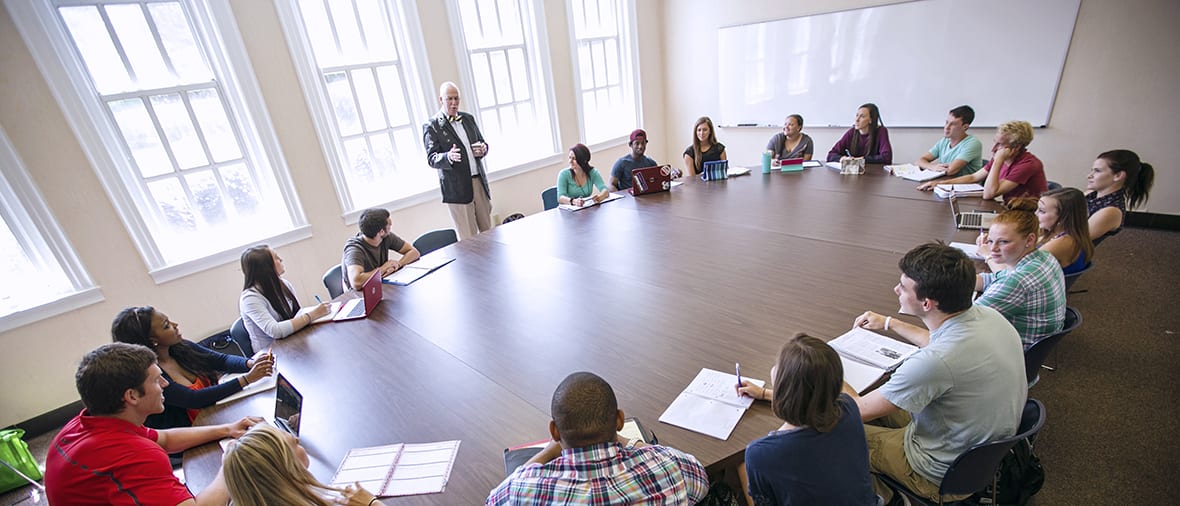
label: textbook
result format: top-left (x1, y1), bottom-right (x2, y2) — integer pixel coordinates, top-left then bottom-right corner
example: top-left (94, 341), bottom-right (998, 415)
top-left (329, 440), bottom-right (460, 498)
top-left (502, 418), bottom-right (657, 475)
top-left (383, 255), bottom-right (455, 286)
top-left (934, 183), bottom-right (985, 198)
top-left (558, 192), bottom-right (624, 211)
top-left (828, 327), bottom-right (919, 394)
top-left (658, 368), bottom-right (764, 440)
top-left (886, 163), bottom-right (945, 182)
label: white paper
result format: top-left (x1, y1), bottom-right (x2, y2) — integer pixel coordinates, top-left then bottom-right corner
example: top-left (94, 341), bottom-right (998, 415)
top-left (618, 420), bottom-right (644, 441)
top-left (330, 440), bottom-right (460, 498)
top-left (840, 355), bottom-right (887, 394)
top-left (828, 327), bottom-right (918, 370)
top-left (657, 368), bottom-right (764, 440)
top-left (949, 241), bottom-right (985, 260)
top-left (934, 183), bottom-right (985, 198)
top-left (215, 373), bottom-right (277, 405)
top-left (802, 160), bottom-right (822, 168)
top-left (384, 257), bottom-right (454, 285)
top-left (726, 167), bottom-right (752, 177)
top-left (887, 163), bottom-right (945, 181)
top-left (670, 181), bottom-right (685, 188)
top-left (825, 161), bottom-right (842, 170)
top-left (558, 192), bottom-right (624, 211)
top-left (309, 301), bottom-right (344, 323)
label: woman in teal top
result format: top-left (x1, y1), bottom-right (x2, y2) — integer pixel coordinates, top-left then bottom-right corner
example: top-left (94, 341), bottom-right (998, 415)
top-left (557, 143), bottom-right (609, 206)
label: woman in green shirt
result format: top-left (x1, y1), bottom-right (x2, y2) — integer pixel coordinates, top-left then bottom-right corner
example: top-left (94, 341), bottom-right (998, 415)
top-left (557, 143), bottom-right (609, 207)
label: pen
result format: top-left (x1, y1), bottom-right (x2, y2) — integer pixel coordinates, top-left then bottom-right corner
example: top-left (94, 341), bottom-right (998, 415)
top-left (314, 295), bottom-right (323, 304)
top-left (845, 149), bottom-right (852, 157)
top-left (735, 362), bottom-right (743, 388)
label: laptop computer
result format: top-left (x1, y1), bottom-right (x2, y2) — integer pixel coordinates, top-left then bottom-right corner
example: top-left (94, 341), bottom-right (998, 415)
top-left (950, 195), bottom-right (997, 230)
top-left (631, 165), bottom-right (673, 195)
top-left (273, 373), bottom-right (303, 436)
top-left (333, 269), bottom-right (382, 321)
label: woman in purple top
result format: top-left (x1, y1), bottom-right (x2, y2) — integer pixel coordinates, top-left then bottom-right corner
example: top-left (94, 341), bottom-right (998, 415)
top-left (1086, 149), bottom-right (1155, 242)
top-left (827, 103), bottom-right (892, 164)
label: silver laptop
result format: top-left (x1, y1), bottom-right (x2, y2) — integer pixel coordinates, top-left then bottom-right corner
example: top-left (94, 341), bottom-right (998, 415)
top-left (949, 195), bottom-right (996, 230)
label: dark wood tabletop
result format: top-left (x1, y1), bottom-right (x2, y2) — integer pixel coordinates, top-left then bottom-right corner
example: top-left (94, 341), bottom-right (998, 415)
top-left (185, 166), bottom-right (1002, 503)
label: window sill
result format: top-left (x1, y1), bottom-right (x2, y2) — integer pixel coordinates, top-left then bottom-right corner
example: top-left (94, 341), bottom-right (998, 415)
top-left (0, 287), bottom-right (105, 334)
top-left (148, 225), bottom-right (313, 284)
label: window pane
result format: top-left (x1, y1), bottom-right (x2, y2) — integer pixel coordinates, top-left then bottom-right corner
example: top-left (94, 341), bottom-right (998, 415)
top-left (507, 48), bottom-right (530, 101)
top-left (58, 6), bottom-right (132, 94)
top-left (356, 0), bottom-right (395, 59)
top-left (376, 65), bottom-right (409, 127)
top-left (328, 0), bottom-right (365, 64)
top-left (298, 0), bottom-right (339, 65)
top-left (352, 68), bottom-right (387, 132)
top-left (109, 98), bottom-right (172, 178)
top-left (368, 132), bottom-right (394, 178)
top-left (0, 216), bottom-right (72, 314)
top-left (592, 41), bottom-right (607, 88)
top-left (489, 50), bottom-right (512, 104)
top-left (150, 93), bottom-right (208, 170)
top-left (148, 3), bottom-right (212, 83)
top-left (147, 178), bottom-right (196, 231)
top-left (578, 43), bottom-right (593, 90)
top-left (184, 170), bottom-right (227, 224)
top-left (219, 163), bottom-right (260, 215)
top-left (106, 4), bottom-right (173, 89)
top-left (470, 53), bottom-right (494, 106)
top-left (326, 71), bottom-right (362, 136)
top-left (189, 88), bottom-right (242, 162)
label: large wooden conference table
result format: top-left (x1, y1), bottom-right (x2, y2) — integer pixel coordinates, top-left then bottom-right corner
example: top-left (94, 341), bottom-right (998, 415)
top-left (185, 165), bottom-right (994, 504)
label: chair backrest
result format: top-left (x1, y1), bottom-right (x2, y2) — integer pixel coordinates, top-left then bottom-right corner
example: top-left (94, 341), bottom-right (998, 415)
top-left (542, 186), bottom-right (558, 211)
top-left (938, 399), bottom-right (1047, 498)
top-left (1024, 307), bottom-right (1082, 382)
top-left (1063, 261), bottom-right (1093, 291)
top-left (502, 212), bottom-right (525, 224)
top-left (323, 264), bottom-right (344, 300)
top-left (1046, 180), bottom-right (1062, 190)
top-left (230, 317), bottom-right (254, 357)
top-left (413, 228), bottom-right (458, 256)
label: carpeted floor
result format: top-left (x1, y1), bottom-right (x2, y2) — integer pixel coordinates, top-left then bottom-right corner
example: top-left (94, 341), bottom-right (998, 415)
top-left (2, 228), bottom-right (1177, 505)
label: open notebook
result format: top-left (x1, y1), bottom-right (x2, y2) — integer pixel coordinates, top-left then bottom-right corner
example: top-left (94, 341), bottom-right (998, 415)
top-left (828, 327), bottom-right (919, 394)
top-left (658, 368), bottom-right (764, 440)
top-left (329, 440), bottom-right (461, 498)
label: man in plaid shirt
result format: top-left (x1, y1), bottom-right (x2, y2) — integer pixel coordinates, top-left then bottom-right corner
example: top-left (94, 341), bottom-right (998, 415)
top-left (486, 372), bottom-right (709, 505)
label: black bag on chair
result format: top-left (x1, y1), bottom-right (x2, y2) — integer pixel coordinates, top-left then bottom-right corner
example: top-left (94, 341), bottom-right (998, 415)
top-left (971, 438), bottom-right (1044, 505)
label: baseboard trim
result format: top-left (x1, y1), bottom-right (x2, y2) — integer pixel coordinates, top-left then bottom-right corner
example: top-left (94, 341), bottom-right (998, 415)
top-left (6, 401), bottom-right (83, 438)
top-left (1126, 211), bottom-right (1180, 230)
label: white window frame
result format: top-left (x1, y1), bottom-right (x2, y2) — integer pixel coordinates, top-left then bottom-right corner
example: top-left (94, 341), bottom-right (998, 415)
top-left (567, 0), bottom-right (641, 149)
top-left (446, 0), bottom-right (562, 178)
top-left (7, 0), bottom-right (310, 283)
top-left (274, 0), bottom-right (437, 221)
top-left (0, 125), bottom-right (103, 333)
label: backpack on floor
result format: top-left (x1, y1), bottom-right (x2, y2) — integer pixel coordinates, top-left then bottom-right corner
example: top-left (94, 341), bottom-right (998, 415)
top-left (971, 438), bottom-right (1044, 505)
top-left (0, 428), bottom-right (43, 494)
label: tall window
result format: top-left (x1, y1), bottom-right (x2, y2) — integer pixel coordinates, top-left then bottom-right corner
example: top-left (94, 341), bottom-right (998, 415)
top-left (569, 0), bottom-right (639, 145)
top-left (451, 0), bottom-right (558, 170)
top-left (277, 0), bottom-right (433, 213)
top-left (9, 0), bottom-right (307, 281)
top-left (0, 126), bottom-right (101, 331)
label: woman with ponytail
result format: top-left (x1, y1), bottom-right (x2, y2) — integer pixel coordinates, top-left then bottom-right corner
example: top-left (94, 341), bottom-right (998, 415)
top-left (826, 103), bottom-right (893, 164)
top-left (1086, 149), bottom-right (1155, 241)
top-left (974, 198), bottom-right (1067, 348)
top-left (111, 306), bottom-right (274, 429)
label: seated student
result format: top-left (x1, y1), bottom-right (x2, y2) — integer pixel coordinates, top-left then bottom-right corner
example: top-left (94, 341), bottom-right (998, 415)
top-left (342, 207), bottom-right (420, 291)
top-left (557, 143), bottom-right (610, 206)
top-left (683, 116), bottom-right (727, 177)
top-left (915, 105), bottom-right (982, 176)
top-left (611, 129), bottom-right (662, 191)
top-left (239, 245), bottom-right (331, 353)
top-left (827, 103), bottom-right (892, 164)
top-left (45, 342), bottom-right (261, 506)
top-left (918, 120), bottom-right (1046, 200)
top-left (1035, 187), bottom-right (1094, 275)
top-left (766, 114), bottom-right (814, 161)
top-left (850, 243), bottom-right (1027, 504)
top-left (486, 371), bottom-right (709, 505)
top-left (1086, 149), bottom-right (1155, 241)
top-left (737, 333), bottom-right (878, 506)
top-left (111, 306), bottom-right (274, 430)
top-left (224, 424), bottom-right (388, 506)
top-left (973, 199), bottom-right (1067, 348)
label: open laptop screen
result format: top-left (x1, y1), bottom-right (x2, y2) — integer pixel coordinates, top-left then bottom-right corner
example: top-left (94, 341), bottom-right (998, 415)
top-left (274, 373), bottom-right (303, 435)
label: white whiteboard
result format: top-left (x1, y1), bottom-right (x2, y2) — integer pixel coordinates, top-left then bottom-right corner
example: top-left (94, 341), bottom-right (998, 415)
top-left (717, 0), bottom-right (1080, 128)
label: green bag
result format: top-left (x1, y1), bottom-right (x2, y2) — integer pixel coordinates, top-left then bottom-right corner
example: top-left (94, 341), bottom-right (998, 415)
top-left (0, 428), bottom-right (43, 494)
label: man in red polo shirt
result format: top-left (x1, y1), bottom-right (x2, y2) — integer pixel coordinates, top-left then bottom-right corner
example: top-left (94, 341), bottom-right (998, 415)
top-left (45, 342), bottom-right (261, 505)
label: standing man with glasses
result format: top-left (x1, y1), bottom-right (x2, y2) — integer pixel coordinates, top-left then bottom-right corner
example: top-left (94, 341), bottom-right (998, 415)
top-left (423, 81), bottom-right (492, 240)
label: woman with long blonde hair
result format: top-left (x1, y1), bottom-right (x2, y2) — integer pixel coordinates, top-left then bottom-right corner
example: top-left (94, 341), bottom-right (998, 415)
top-left (223, 424), bottom-right (386, 506)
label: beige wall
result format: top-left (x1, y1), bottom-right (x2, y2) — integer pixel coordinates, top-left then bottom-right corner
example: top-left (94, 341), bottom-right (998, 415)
top-left (0, 0), bottom-right (660, 426)
top-left (657, 0), bottom-right (1177, 215)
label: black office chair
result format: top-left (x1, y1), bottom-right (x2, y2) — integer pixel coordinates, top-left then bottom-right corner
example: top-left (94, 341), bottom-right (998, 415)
top-left (1025, 306), bottom-right (1081, 384)
top-left (1063, 261), bottom-right (1092, 292)
top-left (1046, 180), bottom-right (1062, 190)
top-left (542, 186), bottom-right (558, 211)
top-left (323, 264), bottom-right (344, 299)
top-left (878, 399), bottom-right (1047, 505)
top-left (413, 228), bottom-right (459, 256)
top-left (230, 317), bottom-right (255, 357)
top-left (502, 212), bottom-right (525, 224)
